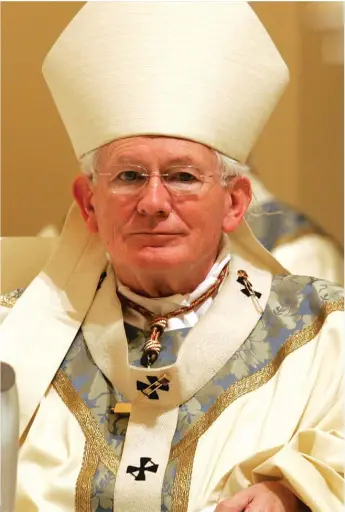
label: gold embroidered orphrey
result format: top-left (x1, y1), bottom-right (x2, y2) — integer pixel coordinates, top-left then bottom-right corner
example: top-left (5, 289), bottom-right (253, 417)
top-left (52, 298), bottom-right (344, 512)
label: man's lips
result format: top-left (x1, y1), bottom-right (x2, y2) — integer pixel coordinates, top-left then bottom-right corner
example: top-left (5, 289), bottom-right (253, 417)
top-left (129, 231), bottom-right (183, 236)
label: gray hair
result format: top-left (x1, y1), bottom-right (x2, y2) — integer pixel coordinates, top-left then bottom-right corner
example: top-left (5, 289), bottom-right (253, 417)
top-left (79, 145), bottom-right (249, 186)
top-left (214, 152), bottom-right (250, 185)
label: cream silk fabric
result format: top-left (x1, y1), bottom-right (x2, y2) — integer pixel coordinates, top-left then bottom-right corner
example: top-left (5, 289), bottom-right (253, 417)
top-left (0, 204), bottom-right (343, 512)
top-left (0, 237), bottom-right (59, 294)
top-left (16, 386), bottom-right (85, 512)
top-left (2, 2), bottom-right (341, 509)
top-left (272, 236), bottom-right (344, 286)
top-left (12, 276), bottom-right (344, 512)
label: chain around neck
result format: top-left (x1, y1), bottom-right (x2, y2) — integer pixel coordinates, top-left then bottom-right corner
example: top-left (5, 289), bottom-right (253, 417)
top-left (117, 262), bottom-right (230, 367)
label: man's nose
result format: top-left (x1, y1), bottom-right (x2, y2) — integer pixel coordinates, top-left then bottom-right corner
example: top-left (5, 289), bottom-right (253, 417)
top-left (136, 175), bottom-right (172, 217)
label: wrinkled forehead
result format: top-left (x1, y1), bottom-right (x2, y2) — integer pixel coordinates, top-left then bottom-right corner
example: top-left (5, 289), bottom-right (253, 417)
top-left (96, 136), bottom-right (219, 169)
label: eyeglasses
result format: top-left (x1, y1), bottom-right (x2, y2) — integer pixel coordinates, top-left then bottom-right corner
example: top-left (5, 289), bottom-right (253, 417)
top-left (97, 164), bottom-right (215, 195)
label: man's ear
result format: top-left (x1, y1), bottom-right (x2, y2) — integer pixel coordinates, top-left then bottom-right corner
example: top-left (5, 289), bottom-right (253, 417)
top-left (72, 174), bottom-right (99, 233)
top-left (222, 175), bottom-right (252, 233)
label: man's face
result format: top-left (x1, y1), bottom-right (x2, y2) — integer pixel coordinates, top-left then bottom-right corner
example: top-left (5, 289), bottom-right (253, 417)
top-left (74, 136), bottom-right (251, 275)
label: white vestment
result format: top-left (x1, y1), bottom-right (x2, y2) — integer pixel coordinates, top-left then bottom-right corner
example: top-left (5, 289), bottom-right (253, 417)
top-left (0, 230), bottom-right (343, 511)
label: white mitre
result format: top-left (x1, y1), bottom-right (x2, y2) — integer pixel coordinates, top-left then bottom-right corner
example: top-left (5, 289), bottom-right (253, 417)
top-left (41, 1), bottom-right (289, 274)
top-left (42, 2), bottom-right (288, 163)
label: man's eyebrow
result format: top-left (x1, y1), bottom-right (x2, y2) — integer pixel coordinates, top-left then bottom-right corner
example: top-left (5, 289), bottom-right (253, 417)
top-left (164, 155), bottom-right (202, 166)
top-left (106, 155), bottom-right (144, 165)
top-left (106, 154), bottom-right (203, 167)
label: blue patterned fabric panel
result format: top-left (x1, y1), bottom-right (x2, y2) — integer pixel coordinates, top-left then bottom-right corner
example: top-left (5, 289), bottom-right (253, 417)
top-left (59, 275), bottom-right (343, 511)
top-left (246, 200), bottom-right (320, 251)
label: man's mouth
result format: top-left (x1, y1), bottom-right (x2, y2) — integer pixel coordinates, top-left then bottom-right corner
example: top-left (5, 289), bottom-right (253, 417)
top-left (131, 232), bottom-right (182, 236)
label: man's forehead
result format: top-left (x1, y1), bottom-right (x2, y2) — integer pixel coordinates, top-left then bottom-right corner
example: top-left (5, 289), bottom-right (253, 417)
top-left (98, 136), bottom-right (216, 164)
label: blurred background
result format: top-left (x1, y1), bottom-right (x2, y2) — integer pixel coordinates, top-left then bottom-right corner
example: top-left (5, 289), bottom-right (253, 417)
top-left (1, 1), bottom-right (344, 247)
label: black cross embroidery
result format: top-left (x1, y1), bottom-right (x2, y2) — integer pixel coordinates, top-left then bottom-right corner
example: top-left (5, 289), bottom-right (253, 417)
top-left (136, 375), bottom-right (170, 400)
top-left (96, 271), bottom-right (107, 291)
top-left (237, 275), bottom-right (262, 299)
top-left (127, 457), bottom-right (159, 481)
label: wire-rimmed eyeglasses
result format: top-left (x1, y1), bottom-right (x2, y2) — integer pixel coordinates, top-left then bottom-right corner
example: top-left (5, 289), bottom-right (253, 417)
top-left (97, 164), bottom-right (216, 195)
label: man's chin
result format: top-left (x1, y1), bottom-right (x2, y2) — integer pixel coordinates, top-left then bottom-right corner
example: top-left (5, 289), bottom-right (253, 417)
top-left (131, 246), bottom-right (187, 269)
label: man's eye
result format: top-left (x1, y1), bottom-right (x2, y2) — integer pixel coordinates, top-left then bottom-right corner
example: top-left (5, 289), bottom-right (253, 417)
top-left (118, 170), bottom-right (144, 182)
top-left (167, 172), bottom-right (198, 182)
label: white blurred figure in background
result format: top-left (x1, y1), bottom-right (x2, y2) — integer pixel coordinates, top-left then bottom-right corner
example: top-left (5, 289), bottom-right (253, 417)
top-left (244, 2), bottom-right (344, 286)
top-left (246, 171), bottom-right (344, 285)
top-left (305, 2), bottom-right (344, 66)
top-left (36, 224), bottom-right (60, 238)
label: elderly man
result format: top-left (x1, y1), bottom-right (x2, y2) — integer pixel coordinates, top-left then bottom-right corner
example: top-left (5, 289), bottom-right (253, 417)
top-left (0, 2), bottom-right (343, 512)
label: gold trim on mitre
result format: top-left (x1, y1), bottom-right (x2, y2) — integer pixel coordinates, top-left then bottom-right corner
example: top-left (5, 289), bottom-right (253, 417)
top-left (42, 2), bottom-right (289, 162)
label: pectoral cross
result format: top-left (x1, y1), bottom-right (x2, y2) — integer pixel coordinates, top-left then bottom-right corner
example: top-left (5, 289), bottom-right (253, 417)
top-left (111, 373), bottom-right (171, 415)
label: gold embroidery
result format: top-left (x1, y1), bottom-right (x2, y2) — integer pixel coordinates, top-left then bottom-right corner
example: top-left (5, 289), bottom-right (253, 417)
top-left (171, 440), bottom-right (197, 512)
top-left (170, 298), bottom-right (343, 510)
top-left (0, 289), bottom-right (24, 308)
top-left (53, 370), bottom-right (119, 475)
top-left (54, 298), bottom-right (343, 512)
top-left (19, 406), bottom-right (39, 447)
top-left (170, 298), bottom-right (344, 461)
top-left (75, 442), bottom-right (99, 512)
top-left (323, 297), bottom-right (344, 314)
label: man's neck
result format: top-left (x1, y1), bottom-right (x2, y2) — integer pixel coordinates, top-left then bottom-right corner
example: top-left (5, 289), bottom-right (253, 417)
top-left (114, 261), bottom-right (216, 298)
top-left (113, 235), bottom-right (231, 299)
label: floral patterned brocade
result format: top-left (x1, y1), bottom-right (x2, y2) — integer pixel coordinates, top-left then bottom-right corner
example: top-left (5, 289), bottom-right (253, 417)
top-left (246, 200), bottom-right (322, 251)
top-left (52, 275), bottom-right (344, 511)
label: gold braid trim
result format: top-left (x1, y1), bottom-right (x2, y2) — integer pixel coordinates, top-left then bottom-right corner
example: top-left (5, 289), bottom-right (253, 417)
top-left (170, 298), bottom-right (344, 460)
top-left (75, 442), bottom-right (99, 512)
top-left (53, 299), bottom-right (343, 512)
top-left (53, 370), bottom-right (119, 475)
top-left (171, 440), bottom-right (198, 512)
